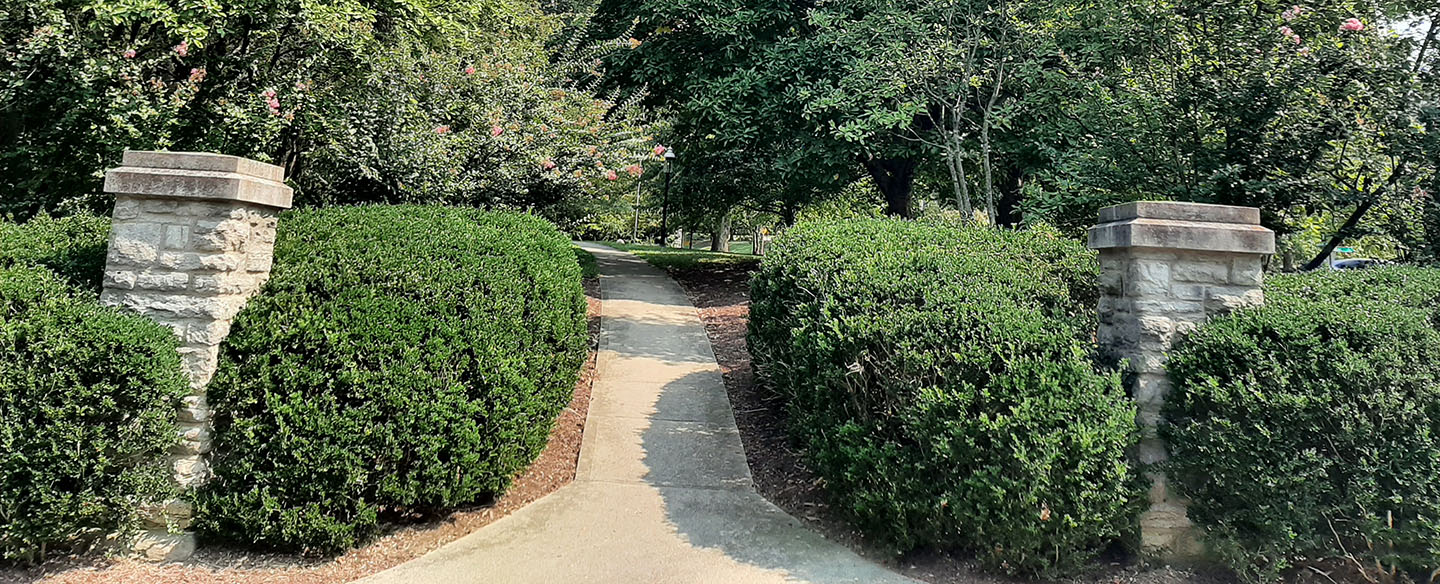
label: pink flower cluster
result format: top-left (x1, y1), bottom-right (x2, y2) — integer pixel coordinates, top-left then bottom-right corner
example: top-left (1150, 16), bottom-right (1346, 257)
top-left (491, 125), bottom-right (504, 137)
top-left (188, 67), bottom-right (206, 83)
top-left (174, 41), bottom-right (188, 57)
top-left (465, 65), bottom-right (476, 75)
top-left (1340, 18), bottom-right (1364, 31)
top-left (263, 89), bottom-right (280, 115)
top-left (542, 159), bottom-right (557, 170)
top-left (1282, 5), bottom-right (1303, 21)
top-left (123, 48), bottom-right (136, 59)
top-left (1280, 25), bottom-right (1302, 44)
top-left (624, 164), bottom-right (643, 177)
top-left (652, 145), bottom-right (667, 156)
top-left (604, 170), bottom-right (619, 181)
top-left (435, 125), bottom-right (451, 134)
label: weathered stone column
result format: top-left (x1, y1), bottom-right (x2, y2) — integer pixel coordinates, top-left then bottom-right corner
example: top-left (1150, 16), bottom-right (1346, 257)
top-left (1088, 201), bottom-right (1274, 561)
top-left (101, 151), bottom-right (292, 560)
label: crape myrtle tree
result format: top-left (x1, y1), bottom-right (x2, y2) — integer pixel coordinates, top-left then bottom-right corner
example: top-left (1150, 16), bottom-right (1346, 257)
top-left (1, 0), bottom-right (655, 219)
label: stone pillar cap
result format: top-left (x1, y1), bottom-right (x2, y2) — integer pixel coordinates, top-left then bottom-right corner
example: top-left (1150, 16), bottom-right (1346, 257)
top-left (104, 151), bottom-right (293, 209)
top-left (1089, 201), bottom-right (1275, 254)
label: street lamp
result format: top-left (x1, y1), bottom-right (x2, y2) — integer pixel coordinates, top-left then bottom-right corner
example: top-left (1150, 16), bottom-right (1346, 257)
top-left (660, 148), bottom-right (675, 246)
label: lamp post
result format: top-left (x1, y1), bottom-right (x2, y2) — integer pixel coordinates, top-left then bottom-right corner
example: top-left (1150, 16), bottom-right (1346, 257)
top-left (631, 160), bottom-right (643, 243)
top-left (660, 148), bottom-right (675, 246)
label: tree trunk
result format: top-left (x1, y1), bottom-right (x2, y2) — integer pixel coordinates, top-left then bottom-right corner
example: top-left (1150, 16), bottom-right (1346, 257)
top-left (711, 211), bottom-right (731, 253)
top-left (864, 158), bottom-right (918, 218)
top-left (1302, 200), bottom-right (1374, 271)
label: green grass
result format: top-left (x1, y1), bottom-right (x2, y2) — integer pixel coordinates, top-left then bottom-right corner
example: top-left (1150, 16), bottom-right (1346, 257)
top-left (573, 246), bottom-right (599, 279)
top-left (601, 242), bottom-right (760, 272)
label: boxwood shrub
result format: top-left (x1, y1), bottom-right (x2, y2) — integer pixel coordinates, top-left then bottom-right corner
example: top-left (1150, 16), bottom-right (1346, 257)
top-left (1164, 268), bottom-right (1440, 582)
top-left (748, 218), bottom-right (1139, 578)
top-left (0, 265), bottom-right (185, 562)
top-left (0, 214), bottom-right (111, 294)
top-left (196, 205), bottom-right (588, 553)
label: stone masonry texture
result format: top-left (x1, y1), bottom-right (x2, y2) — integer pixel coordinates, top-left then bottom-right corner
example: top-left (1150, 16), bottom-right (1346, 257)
top-left (101, 151), bottom-right (292, 561)
top-left (1089, 202), bottom-right (1274, 562)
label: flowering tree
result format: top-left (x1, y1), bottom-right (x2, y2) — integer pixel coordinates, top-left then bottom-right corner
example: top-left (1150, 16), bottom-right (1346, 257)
top-left (0, 0), bottom-right (656, 219)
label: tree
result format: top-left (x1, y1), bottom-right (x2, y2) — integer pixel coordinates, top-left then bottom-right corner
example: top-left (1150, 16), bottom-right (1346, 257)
top-left (1, 0), bottom-right (654, 219)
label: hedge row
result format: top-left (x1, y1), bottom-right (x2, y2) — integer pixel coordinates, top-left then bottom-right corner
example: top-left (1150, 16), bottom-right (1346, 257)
top-left (1165, 267), bottom-right (1440, 582)
top-left (195, 205), bottom-right (589, 553)
top-left (748, 218), bottom-right (1139, 578)
top-left (0, 261), bottom-right (185, 562)
top-left (0, 214), bottom-right (110, 294)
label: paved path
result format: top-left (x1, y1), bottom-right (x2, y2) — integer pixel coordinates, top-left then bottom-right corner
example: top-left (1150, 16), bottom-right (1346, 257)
top-left (357, 243), bottom-right (915, 584)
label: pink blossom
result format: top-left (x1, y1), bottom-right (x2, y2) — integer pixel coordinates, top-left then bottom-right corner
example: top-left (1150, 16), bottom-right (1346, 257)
top-left (1291, 34), bottom-right (1302, 44)
top-left (625, 164), bottom-right (643, 177)
top-left (542, 159), bottom-right (557, 170)
top-left (174, 41), bottom-right (188, 57)
top-left (604, 170), bottom-right (619, 181)
top-left (465, 65), bottom-right (476, 75)
top-left (1282, 5), bottom-right (1303, 21)
top-left (436, 125), bottom-right (451, 134)
top-left (1298, 46), bottom-right (1312, 55)
top-left (294, 81), bottom-right (308, 91)
top-left (264, 89), bottom-right (277, 98)
top-left (652, 145), bottom-right (667, 156)
top-left (1340, 18), bottom-right (1364, 31)
top-left (491, 125), bottom-right (504, 137)
top-left (188, 67), bottom-right (206, 82)
top-left (1279, 26), bottom-right (1295, 37)
top-left (123, 49), bottom-right (136, 59)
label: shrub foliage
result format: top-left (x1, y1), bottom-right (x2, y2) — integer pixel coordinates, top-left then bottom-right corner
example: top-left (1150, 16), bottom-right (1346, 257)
top-left (747, 218), bottom-right (1138, 577)
top-left (0, 265), bottom-right (184, 562)
top-left (0, 214), bottom-right (110, 294)
top-left (1165, 268), bottom-right (1440, 582)
top-left (196, 205), bottom-right (588, 553)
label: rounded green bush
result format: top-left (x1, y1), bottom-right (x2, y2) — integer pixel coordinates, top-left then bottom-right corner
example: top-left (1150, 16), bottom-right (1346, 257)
top-left (0, 265), bottom-right (185, 563)
top-left (1165, 271), bottom-right (1440, 582)
top-left (196, 205), bottom-right (588, 553)
top-left (0, 214), bottom-right (111, 294)
top-left (747, 218), bottom-right (1139, 578)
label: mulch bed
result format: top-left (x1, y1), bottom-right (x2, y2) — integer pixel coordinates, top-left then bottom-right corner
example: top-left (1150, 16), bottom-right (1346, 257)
top-left (1, 278), bottom-right (604, 584)
top-left (661, 261), bottom-right (1228, 584)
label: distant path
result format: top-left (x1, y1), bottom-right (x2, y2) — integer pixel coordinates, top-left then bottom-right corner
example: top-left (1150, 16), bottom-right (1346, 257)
top-left (355, 243), bottom-right (915, 584)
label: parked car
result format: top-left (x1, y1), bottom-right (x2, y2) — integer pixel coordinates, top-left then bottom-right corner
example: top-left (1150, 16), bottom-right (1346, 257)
top-left (1332, 258), bottom-right (1388, 270)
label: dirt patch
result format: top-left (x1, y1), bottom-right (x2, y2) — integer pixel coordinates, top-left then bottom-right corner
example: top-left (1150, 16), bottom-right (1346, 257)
top-left (660, 261), bottom-right (1233, 584)
top-left (1, 278), bottom-right (604, 584)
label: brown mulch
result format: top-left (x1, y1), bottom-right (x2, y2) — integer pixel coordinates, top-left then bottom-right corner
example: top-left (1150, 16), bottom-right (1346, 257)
top-left (660, 260), bottom-right (1232, 584)
top-left (0, 278), bottom-right (604, 584)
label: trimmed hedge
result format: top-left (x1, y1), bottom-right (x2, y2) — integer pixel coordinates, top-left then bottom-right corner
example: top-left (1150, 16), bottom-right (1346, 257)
top-left (748, 218), bottom-right (1139, 578)
top-left (0, 214), bottom-right (111, 294)
top-left (1165, 268), bottom-right (1440, 582)
top-left (0, 265), bottom-right (185, 562)
top-left (196, 205), bottom-right (588, 553)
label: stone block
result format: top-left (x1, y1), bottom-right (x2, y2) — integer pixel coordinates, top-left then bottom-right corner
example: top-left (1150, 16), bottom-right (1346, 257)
top-left (163, 225), bottom-right (190, 250)
top-left (193, 218), bottom-right (250, 251)
top-left (136, 272), bottom-right (190, 291)
top-left (113, 199), bottom-right (141, 220)
top-left (1171, 260), bottom-right (1230, 284)
top-left (1230, 256), bottom-right (1264, 285)
top-left (131, 530), bottom-right (195, 562)
top-left (104, 270), bottom-right (137, 290)
top-left (1126, 259), bottom-right (1171, 297)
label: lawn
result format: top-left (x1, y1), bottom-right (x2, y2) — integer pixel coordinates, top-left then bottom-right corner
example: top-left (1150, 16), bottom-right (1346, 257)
top-left (601, 242), bottom-right (761, 272)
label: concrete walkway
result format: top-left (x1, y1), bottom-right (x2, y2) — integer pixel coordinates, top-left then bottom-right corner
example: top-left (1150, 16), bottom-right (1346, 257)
top-left (357, 243), bottom-right (915, 584)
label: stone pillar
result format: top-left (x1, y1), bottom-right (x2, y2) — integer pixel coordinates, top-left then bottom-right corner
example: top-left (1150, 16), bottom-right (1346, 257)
top-left (100, 151), bottom-right (292, 560)
top-left (1088, 201), bottom-right (1274, 561)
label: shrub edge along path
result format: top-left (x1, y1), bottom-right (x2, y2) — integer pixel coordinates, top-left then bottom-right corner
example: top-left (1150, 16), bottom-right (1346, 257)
top-left (356, 243), bottom-right (915, 584)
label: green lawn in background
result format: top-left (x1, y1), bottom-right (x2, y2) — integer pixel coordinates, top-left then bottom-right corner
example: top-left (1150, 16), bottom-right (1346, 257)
top-left (600, 242), bottom-right (760, 272)
top-left (573, 246), bottom-right (599, 279)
